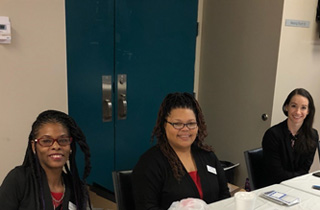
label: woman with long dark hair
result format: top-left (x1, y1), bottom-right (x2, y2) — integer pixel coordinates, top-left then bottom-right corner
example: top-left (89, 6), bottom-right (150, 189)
top-left (262, 88), bottom-right (318, 184)
top-left (132, 92), bottom-right (230, 210)
top-left (0, 110), bottom-right (92, 210)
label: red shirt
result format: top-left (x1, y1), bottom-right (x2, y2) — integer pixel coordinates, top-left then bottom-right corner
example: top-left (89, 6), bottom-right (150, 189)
top-left (51, 191), bottom-right (63, 209)
top-left (189, 171), bottom-right (203, 199)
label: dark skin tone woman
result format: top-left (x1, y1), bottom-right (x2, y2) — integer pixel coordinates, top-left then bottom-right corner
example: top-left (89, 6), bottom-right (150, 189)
top-left (132, 92), bottom-right (230, 210)
top-left (0, 110), bottom-right (92, 210)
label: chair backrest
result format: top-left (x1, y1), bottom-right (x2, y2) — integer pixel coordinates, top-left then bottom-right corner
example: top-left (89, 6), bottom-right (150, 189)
top-left (112, 170), bottom-right (134, 210)
top-left (244, 147), bottom-right (268, 190)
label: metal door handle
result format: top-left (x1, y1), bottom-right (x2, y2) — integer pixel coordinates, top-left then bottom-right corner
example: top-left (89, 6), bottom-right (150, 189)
top-left (102, 75), bottom-right (112, 122)
top-left (104, 99), bottom-right (112, 120)
top-left (118, 74), bottom-right (127, 120)
top-left (118, 94), bottom-right (127, 118)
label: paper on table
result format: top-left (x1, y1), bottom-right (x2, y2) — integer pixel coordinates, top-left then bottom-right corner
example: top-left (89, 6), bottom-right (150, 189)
top-left (260, 190), bottom-right (299, 206)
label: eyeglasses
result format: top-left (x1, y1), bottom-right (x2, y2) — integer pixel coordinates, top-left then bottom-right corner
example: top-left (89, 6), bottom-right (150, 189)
top-left (35, 136), bottom-right (73, 147)
top-left (166, 120), bottom-right (198, 130)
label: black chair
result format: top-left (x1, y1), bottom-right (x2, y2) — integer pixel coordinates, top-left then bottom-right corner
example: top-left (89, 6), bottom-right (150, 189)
top-left (244, 147), bottom-right (269, 190)
top-left (112, 170), bottom-right (134, 210)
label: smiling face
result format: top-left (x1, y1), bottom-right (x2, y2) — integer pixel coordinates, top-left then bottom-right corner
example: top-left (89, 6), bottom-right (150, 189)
top-left (165, 108), bottom-right (198, 152)
top-left (285, 94), bottom-right (309, 127)
top-left (32, 122), bottom-right (71, 173)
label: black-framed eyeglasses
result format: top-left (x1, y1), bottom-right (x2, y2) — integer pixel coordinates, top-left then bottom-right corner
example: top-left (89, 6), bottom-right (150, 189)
top-left (35, 136), bottom-right (73, 147)
top-left (165, 120), bottom-right (198, 130)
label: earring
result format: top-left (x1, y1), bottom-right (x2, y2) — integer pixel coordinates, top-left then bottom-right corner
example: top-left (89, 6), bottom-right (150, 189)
top-left (70, 149), bottom-right (72, 154)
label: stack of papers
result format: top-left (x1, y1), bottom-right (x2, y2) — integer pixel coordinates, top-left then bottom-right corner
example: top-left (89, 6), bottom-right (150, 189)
top-left (260, 190), bottom-right (300, 206)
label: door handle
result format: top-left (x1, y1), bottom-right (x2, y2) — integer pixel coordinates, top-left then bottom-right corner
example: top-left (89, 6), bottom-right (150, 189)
top-left (118, 94), bottom-right (127, 118)
top-left (104, 99), bottom-right (112, 119)
top-left (261, 113), bottom-right (269, 121)
top-left (118, 74), bottom-right (127, 120)
top-left (102, 75), bottom-right (112, 122)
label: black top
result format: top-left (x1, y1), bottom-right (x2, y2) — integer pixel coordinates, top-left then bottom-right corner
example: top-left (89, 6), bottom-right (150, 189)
top-left (132, 145), bottom-right (230, 210)
top-left (0, 166), bottom-right (75, 210)
top-left (262, 119), bottom-right (318, 184)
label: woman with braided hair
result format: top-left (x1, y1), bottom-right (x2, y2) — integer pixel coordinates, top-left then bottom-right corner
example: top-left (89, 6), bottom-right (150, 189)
top-left (0, 110), bottom-right (92, 210)
top-left (132, 92), bottom-right (230, 210)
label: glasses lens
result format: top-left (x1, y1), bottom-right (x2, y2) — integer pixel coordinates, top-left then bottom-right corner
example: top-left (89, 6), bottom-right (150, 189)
top-left (58, 138), bottom-right (71, 146)
top-left (39, 138), bottom-right (54, 147)
top-left (187, 123), bottom-right (198, 129)
top-left (173, 123), bottom-right (184, 129)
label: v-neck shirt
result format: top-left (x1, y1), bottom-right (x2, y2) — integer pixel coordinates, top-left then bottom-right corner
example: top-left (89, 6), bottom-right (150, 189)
top-left (189, 171), bottom-right (203, 199)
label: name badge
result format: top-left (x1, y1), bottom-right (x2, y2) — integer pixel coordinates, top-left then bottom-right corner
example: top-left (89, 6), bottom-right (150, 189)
top-left (207, 165), bottom-right (217, 175)
top-left (68, 202), bottom-right (77, 210)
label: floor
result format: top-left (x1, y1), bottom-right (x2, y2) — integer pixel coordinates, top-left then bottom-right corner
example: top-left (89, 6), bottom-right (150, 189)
top-left (89, 189), bottom-right (117, 210)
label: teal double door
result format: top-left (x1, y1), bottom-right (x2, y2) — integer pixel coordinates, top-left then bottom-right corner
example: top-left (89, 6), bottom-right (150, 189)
top-left (65, 0), bottom-right (198, 191)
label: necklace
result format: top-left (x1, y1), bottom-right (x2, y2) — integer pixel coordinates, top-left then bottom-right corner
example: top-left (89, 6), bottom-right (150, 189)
top-left (51, 183), bottom-right (65, 209)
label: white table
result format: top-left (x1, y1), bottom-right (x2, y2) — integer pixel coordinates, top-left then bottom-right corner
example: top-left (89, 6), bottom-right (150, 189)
top-left (208, 184), bottom-right (320, 209)
top-left (281, 170), bottom-right (320, 197)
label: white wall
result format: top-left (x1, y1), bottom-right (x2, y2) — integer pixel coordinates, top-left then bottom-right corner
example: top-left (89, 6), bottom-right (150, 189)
top-left (0, 0), bottom-right (67, 182)
top-left (272, 0), bottom-right (320, 125)
top-left (271, 0), bottom-right (320, 171)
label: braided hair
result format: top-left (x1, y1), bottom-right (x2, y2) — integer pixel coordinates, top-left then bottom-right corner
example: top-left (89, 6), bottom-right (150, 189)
top-left (151, 92), bottom-right (212, 180)
top-left (22, 110), bottom-right (92, 210)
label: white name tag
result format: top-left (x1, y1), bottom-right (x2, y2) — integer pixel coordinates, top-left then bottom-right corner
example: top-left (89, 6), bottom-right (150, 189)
top-left (207, 165), bottom-right (217, 175)
top-left (68, 202), bottom-right (77, 210)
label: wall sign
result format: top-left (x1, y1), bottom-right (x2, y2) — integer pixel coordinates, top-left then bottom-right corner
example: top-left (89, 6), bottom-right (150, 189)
top-left (285, 19), bottom-right (310, 28)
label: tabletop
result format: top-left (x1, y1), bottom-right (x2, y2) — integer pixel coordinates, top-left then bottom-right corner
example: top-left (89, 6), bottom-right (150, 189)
top-left (208, 184), bottom-right (320, 210)
top-left (280, 170), bottom-right (320, 197)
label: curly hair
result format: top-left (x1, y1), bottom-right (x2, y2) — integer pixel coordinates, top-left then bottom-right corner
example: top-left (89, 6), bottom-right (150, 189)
top-left (151, 92), bottom-right (212, 180)
top-left (282, 88), bottom-right (317, 154)
top-left (22, 110), bottom-right (92, 210)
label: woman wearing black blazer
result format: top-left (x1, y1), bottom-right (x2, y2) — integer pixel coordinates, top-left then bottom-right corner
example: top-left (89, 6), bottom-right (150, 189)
top-left (262, 88), bottom-right (318, 184)
top-left (132, 93), bottom-right (230, 210)
top-left (0, 110), bottom-right (92, 210)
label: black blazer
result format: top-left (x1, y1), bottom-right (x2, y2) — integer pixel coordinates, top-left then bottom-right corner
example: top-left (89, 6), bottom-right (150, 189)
top-left (132, 145), bottom-right (230, 210)
top-left (262, 120), bottom-right (318, 184)
top-left (0, 166), bottom-right (75, 210)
